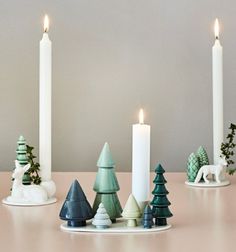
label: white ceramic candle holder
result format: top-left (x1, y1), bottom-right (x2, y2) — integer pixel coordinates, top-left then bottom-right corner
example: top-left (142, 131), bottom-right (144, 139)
top-left (60, 219), bottom-right (171, 234)
top-left (2, 161), bottom-right (57, 206)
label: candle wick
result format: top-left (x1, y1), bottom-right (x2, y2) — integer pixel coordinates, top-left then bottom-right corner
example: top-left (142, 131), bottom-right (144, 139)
top-left (215, 36), bottom-right (219, 40)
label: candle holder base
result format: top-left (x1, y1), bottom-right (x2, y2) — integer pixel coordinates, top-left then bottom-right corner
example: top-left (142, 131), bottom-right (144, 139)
top-left (60, 219), bottom-right (171, 233)
top-left (185, 180), bottom-right (230, 188)
top-left (2, 196), bottom-right (57, 206)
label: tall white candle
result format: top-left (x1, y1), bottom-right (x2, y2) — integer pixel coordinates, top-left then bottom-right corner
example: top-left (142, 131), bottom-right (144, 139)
top-left (39, 15), bottom-right (52, 181)
top-left (212, 18), bottom-right (223, 165)
top-left (132, 109), bottom-right (150, 209)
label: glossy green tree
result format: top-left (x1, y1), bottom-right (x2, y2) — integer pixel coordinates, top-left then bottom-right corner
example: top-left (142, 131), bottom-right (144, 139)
top-left (15, 136), bottom-right (31, 185)
top-left (93, 142), bottom-right (122, 223)
top-left (187, 153), bottom-right (200, 182)
top-left (197, 146), bottom-right (209, 167)
top-left (150, 164), bottom-right (173, 226)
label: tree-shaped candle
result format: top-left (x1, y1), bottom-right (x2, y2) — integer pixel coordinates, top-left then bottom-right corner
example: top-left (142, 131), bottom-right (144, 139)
top-left (59, 180), bottom-right (93, 227)
top-left (93, 142), bottom-right (122, 223)
top-left (92, 203), bottom-right (112, 229)
top-left (16, 136), bottom-right (31, 185)
top-left (122, 194), bottom-right (141, 227)
top-left (151, 164), bottom-right (173, 226)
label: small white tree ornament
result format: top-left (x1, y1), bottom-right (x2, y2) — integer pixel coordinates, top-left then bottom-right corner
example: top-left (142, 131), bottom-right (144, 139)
top-left (194, 156), bottom-right (228, 184)
top-left (92, 203), bottom-right (112, 229)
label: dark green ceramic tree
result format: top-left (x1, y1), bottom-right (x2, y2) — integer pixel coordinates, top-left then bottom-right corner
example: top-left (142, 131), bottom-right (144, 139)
top-left (15, 136), bottom-right (31, 185)
top-left (59, 180), bottom-right (93, 227)
top-left (93, 142), bottom-right (122, 223)
top-left (150, 164), bottom-right (173, 226)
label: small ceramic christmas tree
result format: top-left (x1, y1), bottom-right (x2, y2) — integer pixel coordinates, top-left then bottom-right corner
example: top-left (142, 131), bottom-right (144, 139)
top-left (15, 136), bottom-right (31, 185)
top-left (142, 205), bottom-right (154, 229)
top-left (59, 180), bottom-right (93, 227)
top-left (197, 146), bottom-right (209, 167)
top-left (187, 153), bottom-right (200, 182)
top-left (93, 143), bottom-right (122, 223)
top-left (92, 203), bottom-right (112, 229)
top-left (122, 194), bottom-right (141, 227)
top-left (151, 164), bottom-right (173, 226)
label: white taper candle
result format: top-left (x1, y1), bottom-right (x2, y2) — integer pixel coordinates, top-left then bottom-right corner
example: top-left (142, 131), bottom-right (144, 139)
top-left (212, 18), bottom-right (223, 165)
top-left (39, 15), bottom-right (52, 181)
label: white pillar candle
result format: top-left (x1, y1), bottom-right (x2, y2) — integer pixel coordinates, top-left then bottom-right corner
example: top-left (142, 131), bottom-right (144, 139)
top-left (212, 18), bottom-right (223, 165)
top-left (132, 109), bottom-right (150, 209)
top-left (39, 15), bottom-right (52, 181)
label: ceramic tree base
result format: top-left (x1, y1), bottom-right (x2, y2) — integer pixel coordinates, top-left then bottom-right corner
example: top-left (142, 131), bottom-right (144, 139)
top-left (185, 180), bottom-right (230, 188)
top-left (2, 197), bottom-right (57, 206)
top-left (60, 219), bottom-right (171, 233)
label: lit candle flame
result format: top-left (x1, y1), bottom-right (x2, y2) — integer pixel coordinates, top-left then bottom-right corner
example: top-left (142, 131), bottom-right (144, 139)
top-left (139, 109), bottom-right (144, 124)
top-left (44, 15), bottom-right (49, 33)
top-left (214, 18), bottom-right (219, 39)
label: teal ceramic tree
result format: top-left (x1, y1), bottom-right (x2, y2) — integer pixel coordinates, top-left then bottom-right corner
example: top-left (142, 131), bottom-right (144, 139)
top-left (93, 142), bottom-right (122, 223)
top-left (187, 153), bottom-right (200, 182)
top-left (142, 205), bottom-right (154, 229)
top-left (150, 164), bottom-right (173, 226)
top-left (59, 180), bottom-right (93, 227)
top-left (197, 146), bottom-right (209, 167)
top-left (15, 136), bottom-right (31, 185)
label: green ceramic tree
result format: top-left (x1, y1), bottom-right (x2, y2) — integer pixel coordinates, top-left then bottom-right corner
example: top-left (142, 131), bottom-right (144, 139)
top-left (150, 164), bottom-right (173, 226)
top-left (93, 143), bottom-right (122, 223)
top-left (15, 136), bottom-right (31, 185)
top-left (187, 153), bottom-right (200, 182)
top-left (197, 146), bottom-right (209, 167)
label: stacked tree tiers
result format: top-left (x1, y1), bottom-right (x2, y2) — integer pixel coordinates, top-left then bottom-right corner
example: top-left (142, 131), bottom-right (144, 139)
top-left (59, 143), bottom-right (173, 233)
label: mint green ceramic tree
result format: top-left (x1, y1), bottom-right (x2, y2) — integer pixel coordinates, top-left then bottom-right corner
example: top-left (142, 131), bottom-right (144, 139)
top-left (15, 136), bottom-right (31, 185)
top-left (197, 146), bottom-right (209, 167)
top-left (187, 153), bottom-right (200, 182)
top-left (93, 142), bottom-right (122, 223)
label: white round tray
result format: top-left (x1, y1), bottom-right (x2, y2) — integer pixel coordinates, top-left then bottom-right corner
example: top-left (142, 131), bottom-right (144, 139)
top-left (2, 197), bottom-right (57, 206)
top-left (185, 180), bottom-right (230, 188)
top-left (60, 219), bottom-right (171, 233)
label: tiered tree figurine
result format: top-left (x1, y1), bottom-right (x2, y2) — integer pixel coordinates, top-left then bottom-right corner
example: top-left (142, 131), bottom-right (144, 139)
top-left (187, 153), bottom-right (200, 182)
top-left (92, 203), bottom-right (112, 229)
top-left (60, 180), bottom-right (93, 227)
top-left (122, 194), bottom-right (141, 227)
top-left (142, 205), bottom-right (154, 229)
top-left (93, 142), bottom-right (122, 223)
top-left (151, 164), bottom-right (173, 226)
top-left (15, 136), bottom-right (31, 185)
top-left (197, 146), bottom-right (209, 167)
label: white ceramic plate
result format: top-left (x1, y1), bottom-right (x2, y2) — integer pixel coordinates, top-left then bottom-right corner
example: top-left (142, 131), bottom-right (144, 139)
top-left (185, 180), bottom-right (230, 188)
top-left (60, 219), bottom-right (171, 233)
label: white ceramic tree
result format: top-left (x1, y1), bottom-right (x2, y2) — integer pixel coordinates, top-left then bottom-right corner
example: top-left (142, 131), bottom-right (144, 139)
top-left (92, 203), bottom-right (112, 229)
top-left (122, 194), bottom-right (141, 227)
